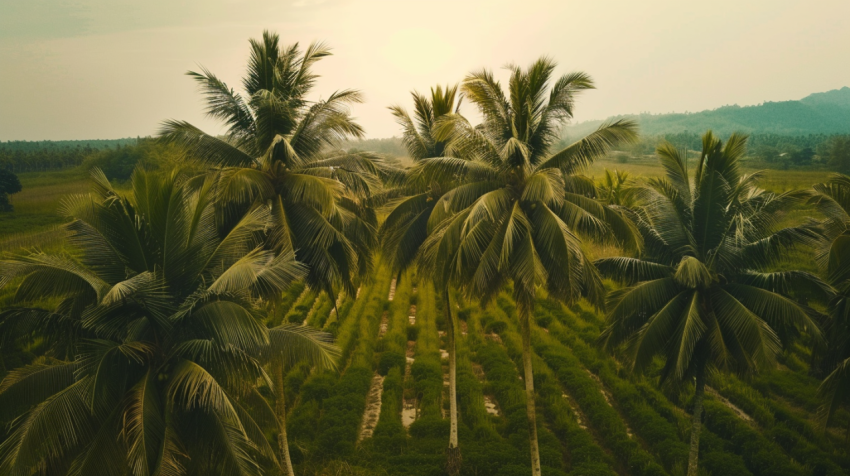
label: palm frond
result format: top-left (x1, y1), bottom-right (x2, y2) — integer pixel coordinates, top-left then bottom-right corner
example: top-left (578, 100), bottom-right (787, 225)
top-left (263, 324), bottom-right (341, 371)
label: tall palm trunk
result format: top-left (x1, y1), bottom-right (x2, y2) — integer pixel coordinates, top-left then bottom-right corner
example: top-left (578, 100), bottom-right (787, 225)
top-left (518, 298), bottom-right (542, 476)
top-left (274, 362), bottom-right (296, 476)
top-left (444, 289), bottom-right (461, 475)
top-left (687, 367), bottom-right (706, 476)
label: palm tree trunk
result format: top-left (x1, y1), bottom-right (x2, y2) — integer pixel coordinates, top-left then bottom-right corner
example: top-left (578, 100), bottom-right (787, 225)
top-left (444, 289), bottom-right (462, 475)
top-left (274, 362), bottom-right (296, 476)
top-left (518, 300), bottom-right (542, 476)
top-left (687, 367), bottom-right (706, 476)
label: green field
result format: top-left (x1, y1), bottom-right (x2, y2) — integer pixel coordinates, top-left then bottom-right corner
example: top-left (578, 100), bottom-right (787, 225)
top-left (1, 159), bottom-right (846, 476)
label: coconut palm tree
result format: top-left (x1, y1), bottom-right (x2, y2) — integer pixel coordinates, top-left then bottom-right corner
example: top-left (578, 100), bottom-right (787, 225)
top-left (382, 84), bottom-right (465, 472)
top-left (809, 174), bottom-right (850, 434)
top-left (414, 59), bottom-right (640, 476)
top-left (0, 169), bottom-right (339, 476)
top-left (597, 132), bottom-right (829, 476)
top-left (161, 30), bottom-right (400, 300)
top-left (597, 169), bottom-right (641, 208)
top-left (388, 84), bottom-right (461, 162)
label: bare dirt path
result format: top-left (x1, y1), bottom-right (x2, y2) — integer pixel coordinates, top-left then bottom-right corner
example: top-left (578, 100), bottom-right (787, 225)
top-left (357, 373), bottom-right (386, 441)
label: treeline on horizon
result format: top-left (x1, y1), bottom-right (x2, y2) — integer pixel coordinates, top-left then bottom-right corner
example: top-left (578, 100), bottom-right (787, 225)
top-left (5, 130), bottom-right (850, 177)
top-left (0, 138), bottom-right (138, 173)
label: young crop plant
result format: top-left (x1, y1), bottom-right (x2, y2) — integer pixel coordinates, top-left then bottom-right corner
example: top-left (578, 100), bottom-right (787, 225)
top-left (408, 284), bottom-right (445, 423)
top-left (312, 274), bottom-right (389, 460)
top-left (468, 313), bottom-right (568, 475)
top-left (542, 299), bottom-right (755, 476)
top-left (284, 268), bottom-right (392, 463)
top-left (484, 300), bottom-right (617, 476)
top-left (268, 281), bottom-right (307, 326)
top-left (284, 289), bottom-right (318, 324)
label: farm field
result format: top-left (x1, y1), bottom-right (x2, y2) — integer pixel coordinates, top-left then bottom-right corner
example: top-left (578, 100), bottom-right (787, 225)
top-left (0, 169), bottom-right (89, 239)
top-left (251, 264), bottom-right (850, 475)
top-left (2, 161), bottom-right (847, 475)
top-left (2, 14), bottom-right (850, 475)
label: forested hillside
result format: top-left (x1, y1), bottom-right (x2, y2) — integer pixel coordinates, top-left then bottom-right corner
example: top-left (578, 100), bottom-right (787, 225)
top-left (565, 87), bottom-right (850, 138)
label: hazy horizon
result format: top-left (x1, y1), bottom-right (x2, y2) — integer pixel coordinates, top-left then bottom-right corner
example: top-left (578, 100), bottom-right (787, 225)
top-left (2, 0), bottom-right (849, 141)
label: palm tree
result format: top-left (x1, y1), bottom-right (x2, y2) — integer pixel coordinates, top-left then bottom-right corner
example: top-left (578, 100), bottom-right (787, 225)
top-left (161, 31), bottom-right (400, 300)
top-left (597, 132), bottom-right (828, 476)
top-left (382, 84), bottom-right (465, 472)
top-left (597, 169), bottom-right (641, 208)
top-left (809, 174), bottom-right (850, 434)
top-left (415, 59), bottom-right (640, 476)
top-left (388, 84), bottom-right (461, 161)
top-left (0, 169), bottom-right (339, 476)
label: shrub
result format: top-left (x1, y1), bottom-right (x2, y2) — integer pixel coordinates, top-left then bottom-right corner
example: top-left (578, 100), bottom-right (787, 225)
top-left (535, 312), bottom-right (553, 328)
top-left (377, 350), bottom-right (406, 376)
top-left (407, 325), bottom-right (420, 342)
top-left (485, 320), bottom-right (507, 335)
top-left (370, 367), bottom-right (406, 455)
top-left (528, 326), bottom-right (667, 476)
top-left (702, 400), bottom-right (806, 476)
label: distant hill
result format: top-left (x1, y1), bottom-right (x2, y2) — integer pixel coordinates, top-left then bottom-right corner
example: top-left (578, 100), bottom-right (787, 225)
top-left (565, 87), bottom-right (850, 139)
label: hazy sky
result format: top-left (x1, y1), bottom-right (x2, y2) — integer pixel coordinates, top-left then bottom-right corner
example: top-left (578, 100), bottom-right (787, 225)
top-left (1, 0), bottom-right (849, 141)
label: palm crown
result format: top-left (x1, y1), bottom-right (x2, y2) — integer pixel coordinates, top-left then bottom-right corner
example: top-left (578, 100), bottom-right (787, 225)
top-left (417, 59), bottom-right (639, 309)
top-left (0, 170), bottom-right (338, 476)
top-left (381, 85), bottom-right (463, 276)
top-left (598, 132), bottom-right (827, 382)
top-left (389, 84), bottom-right (462, 161)
top-left (161, 31), bottom-right (399, 297)
top-left (809, 174), bottom-right (850, 426)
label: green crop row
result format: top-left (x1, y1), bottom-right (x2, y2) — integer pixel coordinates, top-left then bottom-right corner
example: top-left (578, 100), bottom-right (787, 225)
top-left (363, 273), bottom-right (413, 456)
top-left (703, 400), bottom-right (809, 476)
top-left (487, 296), bottom-right (668, 476)
top-left (266, 280), bottom-right (306, 326)
top-left (483, 305), bottom-right (618, 476)
top-left (375, 272), bottom-right (413, 376)
top-left (284, 288), bottom-right (318, 324)
top-left (324, 297), bottom-right (354, 335)
top-left (285, 267), bottom-right (392, 463)
top-left (368, 367), bottom-right (406, 456)
top-left (466, 311), bottom-right (569, 476)
top-left (539, 300), bottom-right (753, 476)
top-left (304, 291), bottom-right (333, 328)
top-left (710, 373), bottom-right (849, 474)
top-left (409, 283), bottom-right (444, 423)
top-left (311, 269), bottom-right (390, 459)
top-left (543, 298), bottom-right (848, 476)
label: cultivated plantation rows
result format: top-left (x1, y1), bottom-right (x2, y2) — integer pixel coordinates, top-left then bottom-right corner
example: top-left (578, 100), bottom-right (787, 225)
top-left (270, 264), bottom-right (849, 476)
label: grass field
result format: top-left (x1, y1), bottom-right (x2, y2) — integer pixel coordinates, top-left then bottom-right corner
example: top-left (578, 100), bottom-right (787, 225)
top-left (587, 156), bottom-right (832, 193)
top-left (0, 168), bottom-right (89, 239)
